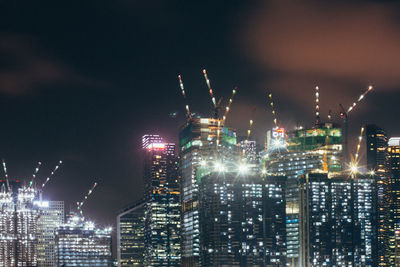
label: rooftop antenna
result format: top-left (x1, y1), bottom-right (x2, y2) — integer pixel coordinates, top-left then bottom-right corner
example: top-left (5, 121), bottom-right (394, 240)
top-left (178, 75), bottom-right (192, 119)
top-left (77, 182), bottom-right (98, 218)
top-left (315, 86), bottom-right (320, 126)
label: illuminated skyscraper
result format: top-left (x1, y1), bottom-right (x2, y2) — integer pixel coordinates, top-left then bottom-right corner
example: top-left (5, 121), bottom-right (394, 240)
top-left (199, 171), bottom-right (286, 267)
top-left (0, 181), bottom-right (40, 267)
top-left (179, 117), bottom-right (238, 266)
top-left (141, 134), bottom-right (181, 266)
top-left (388, 137), bottom-right (400, 265)
top-left (298, 173), bottom-right (376, 267)
top-left (56, 215), bottom-right (112, 267)
top-left (365, 124), bottom-right (391, 265)
top-left (35, 200), bottom-right (64, 267)
top-left (117, 200), bottom-right (146, 266)
top-left (117, 135), bottom-right (181, 266)
top-left (265, 123), bottom-right (342, 266)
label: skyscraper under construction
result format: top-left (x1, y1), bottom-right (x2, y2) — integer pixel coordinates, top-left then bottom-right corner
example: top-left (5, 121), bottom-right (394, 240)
top-left (179, 117), bottom-right (238, 266)
top-left (0, 180), bottom-right (40, 267)
top-left (265, 123), bottom-right (343, 267)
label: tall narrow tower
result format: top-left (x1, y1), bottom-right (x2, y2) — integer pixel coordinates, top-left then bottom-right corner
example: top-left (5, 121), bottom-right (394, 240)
top-left (142, 135), bottom-right (181, 266)
top-left (365, 124), bottom-right (391, 265)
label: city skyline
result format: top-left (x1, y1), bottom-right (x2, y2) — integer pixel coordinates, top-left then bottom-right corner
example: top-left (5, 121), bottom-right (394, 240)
top-left (1, 0), bottom-right (400, 256)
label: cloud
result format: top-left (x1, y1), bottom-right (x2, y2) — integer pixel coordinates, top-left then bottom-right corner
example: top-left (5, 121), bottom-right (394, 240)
top-left (240, 0), bottom-right (400, 108)
top-left (0, 33), bottom-right (103, 95)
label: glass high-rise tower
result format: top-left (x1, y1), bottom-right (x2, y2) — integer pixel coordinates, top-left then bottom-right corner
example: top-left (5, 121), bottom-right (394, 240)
top-left (388, 137), bottom-right (400, 265)
top-left (35, 200), bottom-right (64, 267)
top-left (142, 135), bottom-right (181, 266)
top-left (365, 124), bottom-right (391, 265)
top-left (298, 173), bottom-right (376, 266)
top-left (199, 171), bottom-right (286, 266)
top-left (117, 200), bottom-right (146, 266)
top-left (117, 135), bottom-right (181, 266)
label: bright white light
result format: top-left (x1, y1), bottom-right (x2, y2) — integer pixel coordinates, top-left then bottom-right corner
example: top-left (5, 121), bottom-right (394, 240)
top-left (200, 160), bottom-right (207, 166)
top-left (270, 138), bottom-right (286, 151)
top-left (261, 169), bottom-right (267, 174)
top-left (214, 162), bottom-right (225, 172)
top-left (350, 163), bottom-right (359, 175)
top-left (238, 164), bottom-right (249, 174)
top-left (33, 201), bottom-right (49, 208)
top-left (368, 170), bottom-right (375, 176)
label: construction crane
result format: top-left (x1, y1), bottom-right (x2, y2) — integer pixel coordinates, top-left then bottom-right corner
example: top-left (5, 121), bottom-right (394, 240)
top-left (202, 69), bottom-right (223, 119)
top-left (222, 87), bottom-right (237, 125)
top-left (29, 162), bottom-right (42, 187)
top-left (268, 92), bottom-right (279, 128)
top-left (178, 74), bottom-right (192, 120)
top-left (77, 182), bottom-right (98, 218)
top-left (340, 85), bottom-right (373, 165)
top-left (2, 159), bottom-right (10, 192)
top-left (349, 125), bottom-right (365, 177)
top-left (41, 160), bottom-right (63, 191)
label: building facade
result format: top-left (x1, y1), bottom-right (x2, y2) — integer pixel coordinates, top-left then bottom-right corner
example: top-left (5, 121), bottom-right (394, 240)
top-left (388, 137), bottom-right (400, 265)
top-left (365, 124), bottom-right (391, 265)
top-left (35, 200), bottom-right (65, 267)
top-left (56, 216), bottom-right (112, 267)
top-left (199, 172), bottom-right (286, 267)
top-left (117, 200), bottom-right (146, 266)
top-left (298, 173), bottom-right (377, 267)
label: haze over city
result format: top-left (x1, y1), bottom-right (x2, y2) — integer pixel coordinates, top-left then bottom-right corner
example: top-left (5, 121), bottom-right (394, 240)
top-left (1, 1), bottom-right (400, 266)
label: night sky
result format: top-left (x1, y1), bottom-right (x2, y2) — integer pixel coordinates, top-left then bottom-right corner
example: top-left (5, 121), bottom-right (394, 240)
top-left (0, 0), bottom-right (400, 230)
